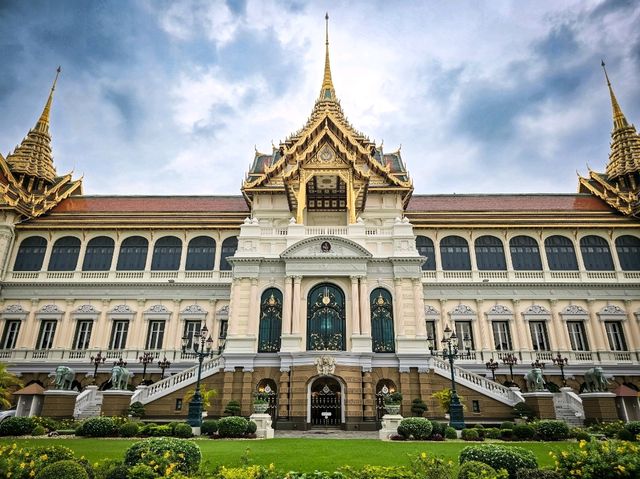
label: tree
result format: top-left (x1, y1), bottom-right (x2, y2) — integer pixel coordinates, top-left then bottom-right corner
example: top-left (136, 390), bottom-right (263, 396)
top-left (431, 388), bottom-right (465, 414)
top-left (183, 386), bottom-right (217, 410)
top-left (0, 363), bottom-right (22, 409)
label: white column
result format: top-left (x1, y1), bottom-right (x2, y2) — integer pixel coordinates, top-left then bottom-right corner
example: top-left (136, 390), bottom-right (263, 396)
top-left (394, 278), bottom-right (405, 336)
top-left (623, 300), bottom-right (640, 351)
top-left (282, 276), bottom-right (293, 335)
top-left (586, 300), bottom-right (606, 351)
top-left (350, 276), bottom-right (360, 335)
top-left (291, 276), bottom-right (302, 335)
top-left (413, 278), bottom-right (426, 338)
top-left (476, 299), bottom-right (490, 353)
top-left (247, 279), bottom-right (259, 335)
top-left (75, 240), bottom-right (88, 272)
top-left (359, 277), bottom-right (370, 335)
top-left (510, 299), bottom-right (522, 351)
top-left (548, 300), bottom-right (564, 350)
top-left (228, 278), bottom-right (243, 336)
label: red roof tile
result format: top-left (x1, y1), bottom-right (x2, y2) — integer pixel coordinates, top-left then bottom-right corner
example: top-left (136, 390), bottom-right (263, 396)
top-left (407, 194), bottom-right (613, 212)
top-left (51, 196), bottom-right (249, 213)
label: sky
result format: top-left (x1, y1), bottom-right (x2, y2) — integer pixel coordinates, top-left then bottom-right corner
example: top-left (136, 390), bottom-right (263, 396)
top-left (0, 0), bottom-right (639, 197)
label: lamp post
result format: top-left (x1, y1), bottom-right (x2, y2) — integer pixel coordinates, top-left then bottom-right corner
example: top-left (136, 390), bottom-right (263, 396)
top-left (485, 358), bottom-right (499, 382)
top-left (531, 359), bottom-right (545, 370)
top-left (114, 357), bottom-right (128, 368)
top-left (157, 356), bottom-right (171, 379)
top-left (502, 353), bottom-right (518, 382)
top-left (427, 324), bottom-right (471, 430)
top-left (552, 353), bottom-right (568, 387)
top-left (182, 325), bottom-right (214, 428)
top-left (90, 351), bottom-right (106, 385)
top-left (139, 352), bottom-right (154, 382)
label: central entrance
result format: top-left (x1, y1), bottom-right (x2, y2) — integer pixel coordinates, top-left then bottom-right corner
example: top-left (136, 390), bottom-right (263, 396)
top-left (309, 377), bottom-right (342, 427)
top-left (307, 283), bottom-right (346, 351)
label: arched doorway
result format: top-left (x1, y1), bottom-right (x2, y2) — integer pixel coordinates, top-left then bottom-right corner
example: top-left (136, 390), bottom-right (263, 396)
top-left (309, 376), bottom-right (343, 427)
top-left (256, 378), bottom-right (278, 418)
top-left (307, 283), bottom-right (346, 351)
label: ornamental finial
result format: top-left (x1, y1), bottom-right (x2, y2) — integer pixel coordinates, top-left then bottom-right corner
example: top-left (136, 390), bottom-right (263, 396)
top-left (319, 13), bottom-right (336, 101)
top-left (601, 60), bottom-right (628, 130)
top-left (36, 66), bottom-right (61, 133)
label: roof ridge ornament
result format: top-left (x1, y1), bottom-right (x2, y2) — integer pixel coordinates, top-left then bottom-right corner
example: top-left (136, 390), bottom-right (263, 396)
top-left (319, 13), bottom-right (337, 101)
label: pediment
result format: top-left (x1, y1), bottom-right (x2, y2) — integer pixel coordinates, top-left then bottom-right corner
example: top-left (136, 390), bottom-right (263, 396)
top-left (281, 236), bottom-right (372, 259)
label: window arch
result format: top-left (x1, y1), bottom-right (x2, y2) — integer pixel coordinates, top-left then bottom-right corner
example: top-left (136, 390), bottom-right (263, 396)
top-left (615, 235), bottom-right (640, 271)
top-left (580, 236), bottom-right (614, 271)
top-left (82, 236), bottom-right (114, 271)
top-left (416, 236), bottom-right (436, 271)
top-left (14, 236), bottom-right (47, 271)
top-left (186, 236), bottom-right (216, 270)
top-left (307, 283), bottom-right (345, 351)
top-left (220, 236), bottom-right (238, 271)
top-left (151, 236), bottom-right (182, 271)
top-left (509, 236), bottom-right (542, 270)
top-left (257, 288), bottom-right (282, 352)
top-left (544, 235), bottom-right (578, 271)
top-left (474, 235), bottom-right (506, 270)
top-left (48, 236), bottom-right (81, 271)
top-left (440, 236), bottom-right (471, 270)
top-left (116, 236), bottom-right (148, 271)
top-left (370, 288), bottom-right (395, 352)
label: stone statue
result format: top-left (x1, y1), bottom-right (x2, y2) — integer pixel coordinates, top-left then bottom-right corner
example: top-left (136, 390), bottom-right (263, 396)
top-left (584, 367), bottom-right (609, 392)
top-left (315, 355), bottom-right (336, 375)
top-left (111, 365), bottom-right (131, 390)
top-left (53, 365), bottom-right (75, 390)
top-left (525, 368), bottom-right (545, 392)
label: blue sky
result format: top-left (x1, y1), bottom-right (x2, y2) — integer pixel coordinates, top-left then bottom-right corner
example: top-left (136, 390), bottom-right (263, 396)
top-left (0, 0), bottom-right (638, 196)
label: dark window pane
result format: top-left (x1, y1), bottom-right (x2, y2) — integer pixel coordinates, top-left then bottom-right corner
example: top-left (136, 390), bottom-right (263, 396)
top-left (48, 236), bottom-right (81, 271)
top-left (220, 237), bottom-right (238, 271)
top-left (616, 235), bottom-right (640, 271)
top-left (475, 236), bottom-right (506, 270)
top-left (580, 236), bottom-right (614, 271)
top-left (14, 236), bottom-right (47, 271)
top-left (83, 236), bottom-right (115, 271)
top-left (116, 236), bottom-right (148, 271)
top-left (186, 236), bottom-right (216, 270)
top-left (440, 236), bottom-right (471, 270)
top-left (544, 236), bottom-right (578, 271)
top-left (370, 288), bottom-right (395, 352)
top-left (258, 288), bottom-right (283, 352)
top-left (416, 236), bottom-right (436, 271)
top-left (151, 236), bottom-right (182, 271)
top-left (510, 236), bottom-right (542, 270)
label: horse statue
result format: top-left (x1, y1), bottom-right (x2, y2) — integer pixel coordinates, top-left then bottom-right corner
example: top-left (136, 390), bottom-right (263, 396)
top-left (525, 368), bottom-right (546, 392)
top-left (53, 365), bottom-right (75, 390)
top-left (111, 365), bottom-right (131, 390)
top-left (584, 367), bottom-right (609, 392)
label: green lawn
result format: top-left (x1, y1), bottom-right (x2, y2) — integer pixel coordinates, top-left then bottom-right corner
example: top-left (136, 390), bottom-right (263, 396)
top-left (0, 438), bottom-right (571, 472)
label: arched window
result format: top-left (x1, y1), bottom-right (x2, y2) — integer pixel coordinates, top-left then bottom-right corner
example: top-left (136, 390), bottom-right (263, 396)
top-left (186, 236), bottom-right (216, 270)
top-left (370, 288), bottom-right (395, 352)
top-left (580, 236), bottom-right (614, 271)
top-left (82, 236), bottom-right (114, 271)
top-left (220, 237), bottom-right (238, 271)
top-left (13, 236), bottom-right (47, 271)
top-left (416, 236), bottom-right (436, 271)
top-left (544, 235), bottom-right (578, 271)
top-left (116, 236), bottom-right (148, 271)
top-left (307, 283), bottom-right (345, 351)
top-left (48, 236), bottom-right (81, 271)
top-left (615, 235), bottom-right (640, 271)
top-left (257, 288), bottom-right (282, 352)
top-left (440, 236), bottom-right (471, 270)
top-left (151, 236), bottom-right (182, 271)
top-left (509, 236), bottom-right (542, 270)
top-left (474, 235), bottom-right (506, 270)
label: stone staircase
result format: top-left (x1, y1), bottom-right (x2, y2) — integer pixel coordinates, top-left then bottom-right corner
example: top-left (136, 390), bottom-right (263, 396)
top-left (552, 388), bottom-right (584, 427)
top-left (73, 385), bottom-right (103, 419)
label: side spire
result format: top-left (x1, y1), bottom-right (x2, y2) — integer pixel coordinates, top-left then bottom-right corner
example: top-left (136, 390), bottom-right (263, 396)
top-left (601, 60), bottom-right (629, 130)
top-left (319, 13), bottom-right (336, 101)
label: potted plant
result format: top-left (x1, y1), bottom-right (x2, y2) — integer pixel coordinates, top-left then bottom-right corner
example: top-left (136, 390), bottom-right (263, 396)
top-left (253, 391), bottom-right (269, 414)
top-left (384, 391), bottom-right (403, 415)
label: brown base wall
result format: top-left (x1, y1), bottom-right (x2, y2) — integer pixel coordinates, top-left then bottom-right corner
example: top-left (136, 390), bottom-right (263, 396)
top-left (582, 394), bottom-right (618, 423)
top-left (41, 392), bottom-right (77, 419)
top-left (101, 392), bottom-right (134, 417)
top-left (522, 393), bottom-right (555, 419)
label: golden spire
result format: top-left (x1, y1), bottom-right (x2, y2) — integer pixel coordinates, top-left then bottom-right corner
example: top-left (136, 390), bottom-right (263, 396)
top-left (601, 60), bottom-right (629, 130)
top-left (319, 13), bottom-right (336, 101)
top-left (35, 66), bottom-right (61, 133)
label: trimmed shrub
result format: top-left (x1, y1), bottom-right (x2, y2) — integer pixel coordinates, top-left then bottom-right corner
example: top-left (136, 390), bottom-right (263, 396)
top-left (76, 417), bottom-right (118, 437)
top-left (218, 416), bottom-right (249, 438)
top-left (499, 429), bottom-right (513, 440)
top-left (552, 439), bottom-right (640, 479)
top-left (127, 401), bottom-right (145, 418)
top-left (430, 421), bottom-right (446, 438)
top-left (93, 459), bottom-right (128, 479)
top-left (224, 399), bottom-right (241, 416)
top-left (500, 421), bottom-right (515, 430)
top-left (460, 444), bottom-right (537, 479)
top-left (397, 418), bottom-right (433, 440)
top-left (147, 425), bottom-right (172, 437)
top-left (32, 425), bottom-right (47, 436)
top-left (445, 426), bottom-right (458, 439)
top-left (124, 437), bottom-right (201, 475)
top-left (457, 460), bottom-right (500, 479)
top-left (515, 470), bottom-right (562, 479)
top-left (513, 402), bottom-right (536, 421)
top-left (534, 420), bottom-right (569, 441)
top-left (586, 420), bottom-right (625, 438)
top-left (35, 460), bottom-right (89, 479)
top-left (616, 428), bottom-right (634, 441)
top-left (201, 419), bottom-right (218, 435)
top-left (484, 428), bottom-right (501, 439)
top-left (512, 424), bottom-right (535, 440)
top-left (119, 421), bottom-right (140, 438)
top-left (411, 398), bottom-right (428, 417)
top-left (461, 428), bottom-right (480, 441)
top-left (0, 416), bottom-right (36, 436)
top-left (30, 445), bottom-right (75, 463)
top-left (625, 421), bottom-right (640, 437)
top-left (246, 420), bottom-right (257, 434)
top-left (139, 422), bottom-right (157, 436)
top-left (173, 423), bottom-right (192, 438)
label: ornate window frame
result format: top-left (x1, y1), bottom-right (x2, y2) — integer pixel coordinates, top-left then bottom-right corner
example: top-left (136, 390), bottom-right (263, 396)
top-left (596, 305), bottom-right (627, 322)
top-left (108, 304), bottom-right (136, 322)
top-left (485, 304), bottom-right (513, 322)
top-left (143, 304), bottom-right (171, 322)
top-left (448, 303), bottom-right (476, 322)
top-left (521, 304), bottom-right (551, 322)
top-left (559, 304), bottom-right (589, 322)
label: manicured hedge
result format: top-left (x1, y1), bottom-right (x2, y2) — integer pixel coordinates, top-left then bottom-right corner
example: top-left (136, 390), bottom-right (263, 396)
top-left (534, 420), bottom-right (569, 441)
top-left (75, 417), bottom-right (119, 437)
top-left (218, 416), bottom-right (249, 438)
top-left (124, 437), bottom-right (201, 475)
top-left (35, 460), bottom-right (88, 479)
top-left (0, 416), bottom-right (36, 436)
top-left (397, 418), bottom-right (433, 440)
top-left (460, 444), bottom-right (537, 479)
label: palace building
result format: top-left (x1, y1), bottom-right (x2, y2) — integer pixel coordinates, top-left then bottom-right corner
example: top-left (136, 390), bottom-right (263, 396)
top-left (1, 20), bottom-right (639, 429)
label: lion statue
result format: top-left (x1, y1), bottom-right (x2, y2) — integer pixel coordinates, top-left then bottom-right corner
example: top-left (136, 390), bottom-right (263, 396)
top-left (583, 367), bottom-right (609, 392)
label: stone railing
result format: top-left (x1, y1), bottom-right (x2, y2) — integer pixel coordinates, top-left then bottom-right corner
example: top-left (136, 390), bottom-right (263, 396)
top-left (421, 269), bottom-right (639, 284)
top-left (1, 348), bottom-right (189, 363)
top-left (9, 269), bottom-right (234, 283)
top-left (73, 385), bottom-right (102, 419)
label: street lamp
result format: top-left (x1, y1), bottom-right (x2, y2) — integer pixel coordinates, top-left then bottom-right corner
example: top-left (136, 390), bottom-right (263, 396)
top-left (182, 325), bottom-right (214, 428)
top-left (485, 358), bottom-right (499, 381)
top-left (114, 357), bottom-right (128, 368)
top-left (531, 359), bottom-right (545, 370)
top-left (139, 352), bottom-right (154, 382)
top-left (90, 351), bottom-right (106, 384)
top-left (502, 353), bottom-right (518, 382)
top-left (158, 356), bottom-right (171, 379)
top-left (427, 324), bottom-right (471, 430)
top-left (552, 353), bottom-right (569, 387)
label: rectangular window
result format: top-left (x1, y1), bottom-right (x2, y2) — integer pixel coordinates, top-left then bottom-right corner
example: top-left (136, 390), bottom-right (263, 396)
top-left (1, 320), bottom-right (21, 349)
top-left (146, 320), bottom-right (165, 350)
top-left (529, 321), bottom-right (550, 351)
top-left (492, 321), bottom-right (512, 350)
top-left (219, 320), bottom-right (228, 339)
top-left (472, 400), bottom-right (480, 413)
top-left (73, 320), bottom-right (93, 350)
top-left (183, 320), bottom-right (201, 350)
top-left (425, 321), bottom-right (437, 342)
top-left (36, 320), bottom-right (57, 349)
top-left (567, 321), bottom-right (589, 351)
top-left (454, 321), bottom-right (474, 349)
top-left (109, 320), bottom-right (129, 350)
top-left (605, 321), bottom-right (627, 351)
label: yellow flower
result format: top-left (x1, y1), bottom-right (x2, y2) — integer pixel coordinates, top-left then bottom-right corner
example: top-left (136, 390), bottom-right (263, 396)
top-left (19, 463), bottom-right (26, 469)
top-left (40, 454), bottom-right (48, 461)
top-left (579, 440), bottom-right (587, 449)
top-left (617, 465), bottom-right (626, 473)
top-left (421, 452), bottom-right (427, 459)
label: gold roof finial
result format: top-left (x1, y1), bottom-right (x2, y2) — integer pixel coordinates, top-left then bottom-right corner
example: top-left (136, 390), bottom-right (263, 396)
top-left (36, 66), bottom-right (61, 134)
top-left (319, 12), bottom-right (336, 101)
top-left (601, 60), bottom-right (628, 130)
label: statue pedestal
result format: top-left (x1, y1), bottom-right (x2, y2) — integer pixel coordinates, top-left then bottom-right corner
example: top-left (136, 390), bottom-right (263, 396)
top-left (41, 390), bottom-right (78, 419)
top-left (580, 392), bottom-right (617, 423)
top-left (250, 413), bottom-right (274, 439)
top-left (522, 391), bottom-right (555, 419)
top-left (378, 414), bottom-right (403, 440)
top-left (101, 390), bottom-right (134, 417)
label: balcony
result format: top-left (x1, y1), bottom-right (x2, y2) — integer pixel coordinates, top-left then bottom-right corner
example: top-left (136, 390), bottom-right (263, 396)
top-left (421, 269), bottom-right (640, 284)
top-left (0, 348), bottom-right (198, 364)
top-left (8, 270), bottom-right (233, 284)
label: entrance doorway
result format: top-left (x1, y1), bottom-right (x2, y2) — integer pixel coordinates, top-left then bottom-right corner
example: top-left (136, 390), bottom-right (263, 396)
top-left (307, 283), bottom-right (346, 351)
top-left (309, 377), bottom-right (342, 427)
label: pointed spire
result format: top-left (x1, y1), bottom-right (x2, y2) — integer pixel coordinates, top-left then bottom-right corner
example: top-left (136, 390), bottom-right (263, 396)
top-left (35, 66), bottom-right (61, 133)
top-left (319, 13), bottom-right (336, 101)
top-left (601, 60), bottom-right (629, 130)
